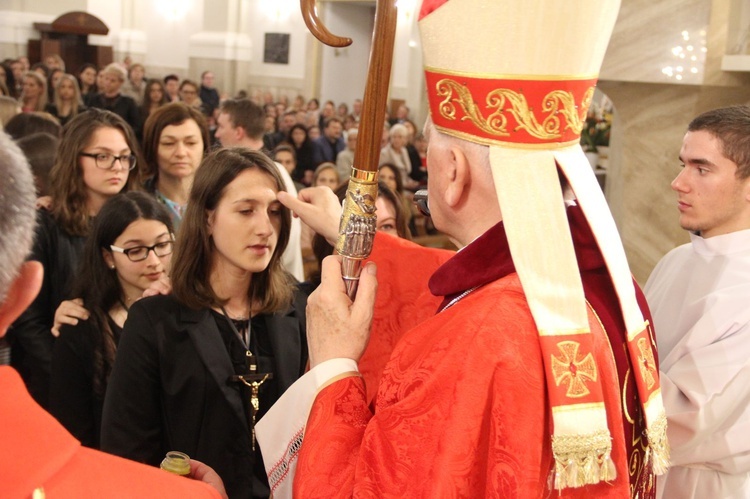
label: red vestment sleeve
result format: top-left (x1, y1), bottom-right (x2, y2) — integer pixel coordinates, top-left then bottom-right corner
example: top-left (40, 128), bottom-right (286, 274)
top-left (294, 376), bottom-right (372, 498)
top-left (293, 275), bottom-right (632, 498)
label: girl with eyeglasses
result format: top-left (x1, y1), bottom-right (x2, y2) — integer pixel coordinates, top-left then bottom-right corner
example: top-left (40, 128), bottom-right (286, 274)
top-left (9, 109), bottom-right (140, 410)
top-left (49, 192), bottom-right (174, 448)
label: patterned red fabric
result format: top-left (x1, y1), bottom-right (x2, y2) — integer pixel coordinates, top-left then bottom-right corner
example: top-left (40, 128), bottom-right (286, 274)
top-left (296, 277), bottom-right (633, 497)
top-left (294, 207), bottom-right (657, 497)
top-left (359, 233), bottom-right (453, 404)
top-left (0, 367), bottom-right (220, 498)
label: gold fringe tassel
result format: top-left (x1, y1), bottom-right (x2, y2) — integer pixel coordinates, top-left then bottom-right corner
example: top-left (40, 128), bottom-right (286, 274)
top-left (552, 431), bottom-right (616, 490)
top-left (646, 413), bottom-right (670, 476)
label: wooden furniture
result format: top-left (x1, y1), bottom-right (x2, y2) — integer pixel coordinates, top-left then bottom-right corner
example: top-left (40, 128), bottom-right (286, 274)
top-left (29, 12), bottom-right (113, 71)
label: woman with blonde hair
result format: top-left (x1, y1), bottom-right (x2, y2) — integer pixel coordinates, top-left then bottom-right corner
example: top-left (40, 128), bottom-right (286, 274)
top-left (299, 162), bottom-right (342, 253)
top-left (102, 148), bottom-right (308, 499)
top-left (10, 109), bottom-right (141, 409)
top-left (0, 95), bottom-right (20, 127)
top-left (46, 74), bottom-right (86, 126)
top-left (20, 71), bottom-right (47, 112)
top-left (312, 161), bottom-right (340, 190)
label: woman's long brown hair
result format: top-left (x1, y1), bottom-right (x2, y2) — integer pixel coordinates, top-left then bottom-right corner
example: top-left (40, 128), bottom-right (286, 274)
top-left (170, 148), bottom-right (294, 314)
top-left (49, 109), bottom-right (141, 236)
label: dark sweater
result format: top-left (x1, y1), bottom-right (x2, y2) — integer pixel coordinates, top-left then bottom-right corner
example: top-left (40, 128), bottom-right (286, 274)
top-left (50, 316), bottom-right (122, 448)
top-left (9, 210), bottom-right (86, 408)
top-left (87, 93), bottom-right (141, 138)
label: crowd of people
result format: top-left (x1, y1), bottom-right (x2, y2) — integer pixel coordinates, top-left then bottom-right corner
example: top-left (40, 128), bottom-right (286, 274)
top-left (0, 52), bottom-right (430, 499)
top-left (2, 0), bottom-right (750, 494)
top-left (0, 55), bottom-right (428, 189)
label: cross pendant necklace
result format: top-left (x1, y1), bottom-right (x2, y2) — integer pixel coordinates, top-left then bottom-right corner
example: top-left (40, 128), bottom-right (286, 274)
top-left (221, 306), bottom-right (273, 451)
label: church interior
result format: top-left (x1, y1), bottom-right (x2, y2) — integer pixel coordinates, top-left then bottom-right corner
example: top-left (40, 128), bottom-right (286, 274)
top-left (2, 0), bottom-right (750, 283)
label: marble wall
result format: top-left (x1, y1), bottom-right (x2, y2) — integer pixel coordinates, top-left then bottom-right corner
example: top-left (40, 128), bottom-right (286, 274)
top-left (598, 0), bottom-right (750, 284)
top-left (599, 82), bottom-right (750, 284)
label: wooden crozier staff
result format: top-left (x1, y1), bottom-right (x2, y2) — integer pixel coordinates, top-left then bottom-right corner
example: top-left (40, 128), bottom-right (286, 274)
top-left (301, 0), bottom-right (398, 298)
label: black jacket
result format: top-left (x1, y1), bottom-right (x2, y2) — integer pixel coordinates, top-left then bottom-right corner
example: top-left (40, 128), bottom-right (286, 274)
top-left (100, 291), bottom-right (308, 499)
top-left (87, 93), bottom-right (141, 138)
top-left (50, 316), bottom-right (122, 449)
top-left (44, 104), bottom-right (88, 127)
top-left (9, 210), bottom-right (85, 408)
top-left (199, 85), bottom-right (220, 117)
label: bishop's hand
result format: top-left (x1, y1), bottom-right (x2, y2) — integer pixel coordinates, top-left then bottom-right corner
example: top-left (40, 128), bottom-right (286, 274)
top-left (278, 187), bottom-right (342, 246)
top-left (306, 255), bottom-right (377, 368)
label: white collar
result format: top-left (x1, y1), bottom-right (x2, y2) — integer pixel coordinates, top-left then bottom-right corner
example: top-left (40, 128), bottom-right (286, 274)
top-left (690, 228), bottom-right (750, 256)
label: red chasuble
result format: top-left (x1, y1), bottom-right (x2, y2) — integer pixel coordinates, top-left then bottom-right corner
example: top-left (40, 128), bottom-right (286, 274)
top-left (0, 367), bottom-right (220, 498)
top-left (358, 234), bottom-right (453, 404)
top-left (295, 206), bottom-right (657, 498)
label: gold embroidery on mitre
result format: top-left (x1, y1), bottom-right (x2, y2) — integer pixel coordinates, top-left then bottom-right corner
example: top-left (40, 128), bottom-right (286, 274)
top-left (436, 79), bottom-right (510, 136)
top-left (435, 78), bottom-right (594, 140)
top-left (551, 341), bottom-right (598, 398)
top-left (637, 337), bottom-right (657, 390)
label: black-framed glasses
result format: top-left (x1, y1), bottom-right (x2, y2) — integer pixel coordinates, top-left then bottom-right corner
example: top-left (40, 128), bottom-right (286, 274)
top-left (413, 189), bottom-right (430, 217)
top-left (80, 152), bottom-right (137, 171)
top-left (109, 241), bottom-right (174, 262)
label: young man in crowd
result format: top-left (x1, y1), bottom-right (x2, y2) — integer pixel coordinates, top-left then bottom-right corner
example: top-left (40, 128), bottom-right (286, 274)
top-left (312, 116), bottom-right (345, 165)
top-left (646, 105), bottom-right (750, 498)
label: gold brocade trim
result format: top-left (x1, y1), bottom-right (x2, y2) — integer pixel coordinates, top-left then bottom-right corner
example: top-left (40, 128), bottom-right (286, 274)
top-left (622, 368), bottom-right (634, 425)
top-left (645, 412), bottom-right (670, 476)
top-left (552, 402), bottom-right (605, 414)
top-left (552, 430), bottom-right (616, 489)
top-left (433, 125), bottom-right (581, 150)
top-left (551, 341), bottom-right (598, 398)
top-left (425, 65), bottom-right (600, 81)
top-left (436, 79), bottom-right (508, 137)
top-left (627, 320), bottom-right (650, 342)
top-left (590, 301), bottom-right (652, 492)
top-left (637, 337), bottom-right (657, 390)
top-left (646, 388), bottom-right (662, 405)
top-left (538, 326), bottom-right (590, 337)
top-left (435, 78), bottom-right (593, 141)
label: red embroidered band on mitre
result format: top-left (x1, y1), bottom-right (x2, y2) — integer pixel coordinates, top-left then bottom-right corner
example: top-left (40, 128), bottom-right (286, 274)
top-left (425, 68), bottom-right (598, 148)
